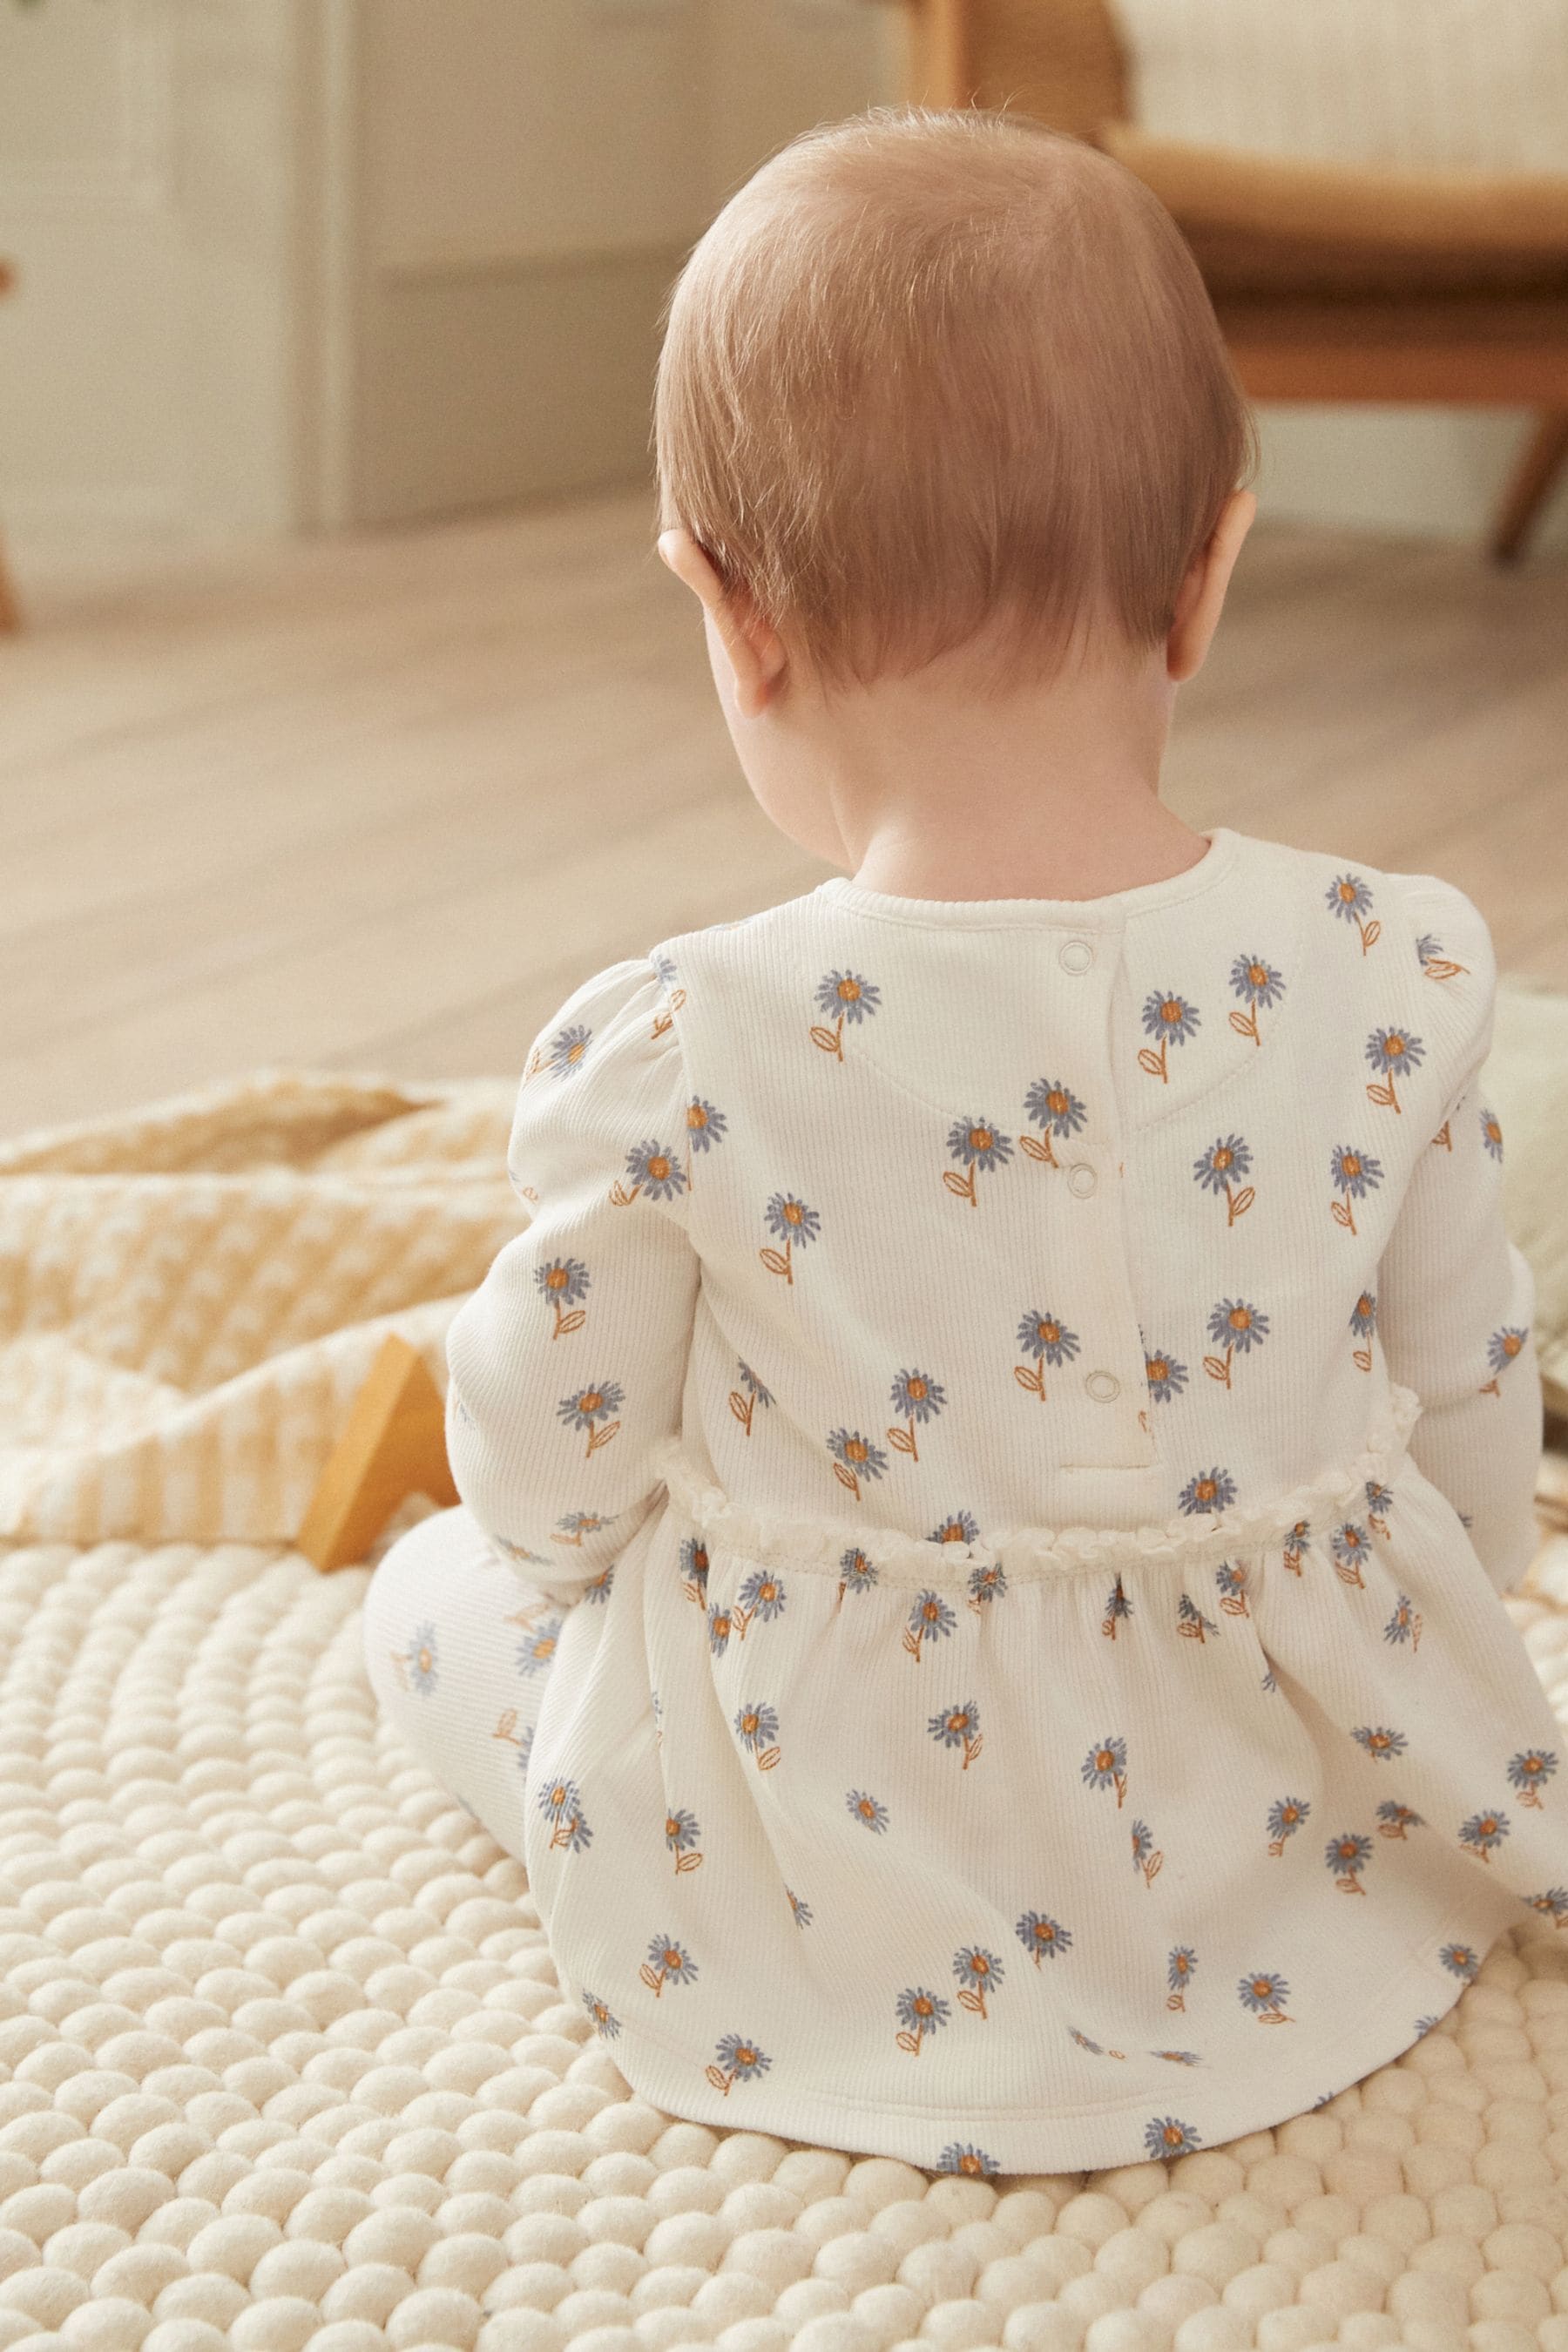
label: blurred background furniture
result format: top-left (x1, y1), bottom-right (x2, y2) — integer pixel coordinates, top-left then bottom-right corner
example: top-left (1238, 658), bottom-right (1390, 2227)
top-left (0, 259), bottom-right (18, 630)
top-left (896, 0), bottom-right (1568, 559)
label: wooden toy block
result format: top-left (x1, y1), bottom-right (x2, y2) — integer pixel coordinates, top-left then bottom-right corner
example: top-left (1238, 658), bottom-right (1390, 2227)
top-left (297, 1333), bottom-right (458, 1571)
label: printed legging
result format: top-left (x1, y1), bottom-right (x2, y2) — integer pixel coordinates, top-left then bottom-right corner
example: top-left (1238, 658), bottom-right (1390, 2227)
top-left (362, 1504), bottom-right (563, 1855)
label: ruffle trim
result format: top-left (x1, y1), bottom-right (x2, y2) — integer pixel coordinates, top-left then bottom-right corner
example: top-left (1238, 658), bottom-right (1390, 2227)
top-left (652, 1384), bottom-right (1423, 1585)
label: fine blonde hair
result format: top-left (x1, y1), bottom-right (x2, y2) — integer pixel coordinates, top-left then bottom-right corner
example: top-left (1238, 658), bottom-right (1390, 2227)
top-left (655, 107), bottom-right (1257, 686)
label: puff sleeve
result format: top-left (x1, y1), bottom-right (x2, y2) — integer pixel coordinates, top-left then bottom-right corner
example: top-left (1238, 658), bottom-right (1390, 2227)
top-left (443, 957), bottom-right (698, 1604)
top-left (1377, 887), bottom-right (1542, 1594)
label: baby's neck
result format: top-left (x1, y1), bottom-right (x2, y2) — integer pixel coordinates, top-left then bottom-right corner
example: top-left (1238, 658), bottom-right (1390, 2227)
top-left (811, 639), bottom-right (1206, 904)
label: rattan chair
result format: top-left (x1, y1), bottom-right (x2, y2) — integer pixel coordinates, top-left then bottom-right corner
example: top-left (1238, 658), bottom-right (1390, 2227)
top-left (893, 0), bottom-right (1568, 558)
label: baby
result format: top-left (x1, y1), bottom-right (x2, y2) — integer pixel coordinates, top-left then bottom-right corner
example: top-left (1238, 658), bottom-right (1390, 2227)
top-left (364, 108), bottom-right (1558, 2176)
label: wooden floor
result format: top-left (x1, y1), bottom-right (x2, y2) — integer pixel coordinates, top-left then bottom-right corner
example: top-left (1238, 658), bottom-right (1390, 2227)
top-left (3, 493), bottom-right (1565, 1144)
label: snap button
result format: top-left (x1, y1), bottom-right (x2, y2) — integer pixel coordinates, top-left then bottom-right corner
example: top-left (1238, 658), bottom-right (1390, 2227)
top-left (1067, 1162), bottom-right (1098, 1198)
top-left (1085, 1370), bottom-right (1119, 1402)
top-left (1058, 937), bottom-right (1094, 975)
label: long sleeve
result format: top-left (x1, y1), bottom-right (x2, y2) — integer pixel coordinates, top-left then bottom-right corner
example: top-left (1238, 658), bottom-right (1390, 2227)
top-left (1378, 887), bottom-right (1541, 1594)
top-left (444, 956), bottom-right (699, 1604)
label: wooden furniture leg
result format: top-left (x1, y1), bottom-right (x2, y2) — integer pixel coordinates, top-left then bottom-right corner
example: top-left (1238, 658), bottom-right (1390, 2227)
top-left (297, 1333), bottom-right (459, 1571)
top-left (1490, 410), bottom-right (1568, 563)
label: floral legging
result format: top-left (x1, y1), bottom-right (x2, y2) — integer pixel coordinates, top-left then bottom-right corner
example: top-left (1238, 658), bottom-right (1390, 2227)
top-left (362, 1504), bottom-right (564, 1855)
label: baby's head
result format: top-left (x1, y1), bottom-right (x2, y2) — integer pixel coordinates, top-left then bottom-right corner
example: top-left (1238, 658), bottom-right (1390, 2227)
top-left (655, 107), bottom-right (1257, 870)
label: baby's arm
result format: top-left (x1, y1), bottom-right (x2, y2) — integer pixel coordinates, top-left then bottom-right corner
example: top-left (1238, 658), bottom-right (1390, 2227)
top-left (1377, 890), bottom-right (1541, 1594)
top-left (444, 958), bottom-right (698, 1605)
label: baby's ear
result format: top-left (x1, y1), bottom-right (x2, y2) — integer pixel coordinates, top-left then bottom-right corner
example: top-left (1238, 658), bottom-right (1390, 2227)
top-left (1167, 490), bottom-right (1255, 685)
top-left (658, 529), bottom-right (787, 718)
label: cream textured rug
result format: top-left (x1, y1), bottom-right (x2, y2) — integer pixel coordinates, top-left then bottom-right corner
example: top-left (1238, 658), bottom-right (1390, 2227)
top-left (3, 1070), bottom-right (1568, 2352)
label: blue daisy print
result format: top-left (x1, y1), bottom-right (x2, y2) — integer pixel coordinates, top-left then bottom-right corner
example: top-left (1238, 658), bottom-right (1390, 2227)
top-left (1205, 1299), bottom-right (1269, 1389)
top-left (1266, 1796), bottom-right (1310, 1855)
top-left (1527, 1888), bottom-right (1568, 1926)
top-left (733, 1701), bottom-right (781, 1771)
top-left (557, 1379), bottom-right (623, 1458)
top-left (1146, 2117), bottom-right (1203, 2159)
top-left (1151, 2049), bottom-right (1202, 2067)
top-left (1327, 873), bottom-right (1380, 953)
top-left (402, 1623), bottom-right (438, 1696)
top-left (1179, 1466), bottom-right (1237, 1517)
top-left (944, 1116), bottom-right (1014, 1206)
top-left (1144, 1347), bottom-right (1188, 1405)
top-left (1440, 1941), bottom-right (1481, 1981)
top-left (1229, 952), bottom-right (1286, 1043)
top-left (1484, 1326), bottom-right (1528, 1391)
top-left (1376, 1800), bottom-right (1424, 1839)
top-left (583, 1563), bottom-right (614, 1605)
top-left (1176, 1592), bottom-right (1220, 1644)
top-left (548, 1024), bottom-right (591, 1079)
top-left (1016, 1911), bottom-right (1074, 1966)
top-left (967, 1559), bottom-right (1007, 1611)
top-left (706, 1598), bottom-right (734, 1656)
top-left (1283, 1519), bottom-right (1311, 1574)
top-left (929, 1511), bottom-right (981, 1548)
top-left (903, 1588), bottom-right (957, 1664)
top-left (787, 1888), bottom-right (813, 1929)
top-left (736, 1568), bottom-right (787, 1633)
top-left (1101, 1574), bottom-right (1133, 1638)
top-left (1417, 931), bottom-right (1467, 981)
top-left (517, 1619), bottom-right (564, 1678)
top-left (1365, 1480), bottom-right (1393, 1534)
top-left (665, 1806), bottom-right (702, 1872)
top-left (535, 1255), bottom-right (591, 1339)
top-left (1480, 1108), bottom-right (1504, 1161)
top-left (828, 1427), bottom-right (890, 1500)
top-left (1132, 1818), bottom-right (1163, 1886)
top-left (617, 1139), bottom-right (687, 1207)
top-left (1016, 1309), bottom-right (1080, 1402)
top-left (649, 956), bottom-right (684, 1037)
top-left (729, 1361), bottom-right (774, 1438)
top-left (1215, 1561), bottom-right (1250, 1616)
top-left (1507, 1749), bottom-right (1558, 1808)
top-left (1139, 989), bottom-right (1200, 1082)
top-left (706, 2032), bottom-right (772, 2094)
top-left (929, 1700), bottom-right (983, 1769)
top-left (838, 1547), bottom-right (880, 1602)
top-left (953, 1946), bottom-right (1005, 2017)
top-left (1022, 1077), bottom-right (1087, 1167)
top-left (1082, 1735), bottom-right (1128, 1808)
top-left (1366, 1025), bottom-right (1425, 1113)
top-left (1329, 1145), bottom-right (1383, 1233)
top-left (1353, 1725), bottom-right (1408, 1762)
top-left (848, 1788), bottom-right (889, 1834)
top-left (685, 1098), bottom-right (727, 1177)
top-left (640, 1935), bottom-right (700, 1997)
top-left (811, 970), bottom-right (881, 1059)
top-left (679, 1536), bottom-right (709, 1598)
top-left (1329, 1521), bottom-right (1370, 1586)
top-left (1193, 1134), bottom-right (1254, 1224)
top-left (537, 1774), bottom-right (591, 1854)
top-left (1459, 1808), bottom-right (1511, 1862)
top-left (936, 2143), bottom-right (1000, 2179)
top-left (1326, 1831), bottom-right (1373, 1893)
top-left (889, 1368), bottom-right (947, 1460)
top-left (1238, 1969), bottom-right (1293, 2020)
top-left (1166, 1947), bottom-right (1198, 2009)
top-left (582, 1990), bottom-right (621, 2039)
top-left (1383, 1593), bottom-right (1423, 1648)
top-left (894, 1986), bottom-right (951, 2054)
top-left (1069, 2025), bottom-right (1104, 2054)
top-left (1350, 1288), bottom-right (1377, 1370)
top-left (555, 1509), bottom-right (613, 1548)
top-left (760, 1191), bottom-right (820, 1282)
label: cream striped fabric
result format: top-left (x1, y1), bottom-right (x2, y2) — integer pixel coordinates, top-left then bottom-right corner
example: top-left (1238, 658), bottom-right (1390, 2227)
top-left (0, 1067), bottom-right (527, 1545)
top-left (1108, 0), bottom-right (1568, 172)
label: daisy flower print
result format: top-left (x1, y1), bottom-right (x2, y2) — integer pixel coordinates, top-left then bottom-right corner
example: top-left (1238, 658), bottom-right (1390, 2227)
top-left (1139, 988), bottom-right (1200, 1082)
top-left (943, 1115), bottom-right (1013, 1206)
top-left (760, 1190), bottom-right (820, 1283)
top-left (1482, 1326), bottom-right (1528, 1393)
top-left (1180, 1466), bottom-right (1237, 1517)
top-left (1329, 1144), bottom-right (1383, 1233)
top-left (811, 968), bottom-right (881, 1059)
top-left (1365, 1025), bottom-right (1424, 1113)
top-left (1507, 1749), bottom-right (1557, 1808)
top-left (828, 1427), bottom-right (890, 1501)
top-left (1022, 1076), bottom-right (1086, 1166)
top-left (1015, 1309), bottom-right (1080, 1402)
top-left (524, 1021), bottom-right (592, 1083)
top-left (1417, 930), bottom-right (1467, 981)
top-left (1350, 1289), bottom-right (1376, 1371)
top-left (684, 1095), bottom-right (727, 1179)
top-left (557, 1379), bottom-right (623, 1457)
top-left (1144, 1345), bottom-right (1188, 1404)
top-left (1228, 952), bottom-right (1286, 1043)
top-left (535, 1254), bottom-right (590, 1339)
top-left (1480, 1107), bottom-right (1504, 1160)
top-left (728, 1361), bottom-right (774, 1437)
top-left (1204, 1299), bottom-right (1269, 1389)
top-left (612, 1139), bottom-right (687, 1207)
top-left (1327, 873), bottom-right (1380, 954)
top-left (888, 1367), bottom-right (946, 1459)
top-left (1193, 1134), bottom-right (1254, 1225)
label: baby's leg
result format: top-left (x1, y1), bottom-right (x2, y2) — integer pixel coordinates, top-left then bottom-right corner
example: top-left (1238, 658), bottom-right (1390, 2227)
top-left (362, 1504), bottom-right (564, 1858)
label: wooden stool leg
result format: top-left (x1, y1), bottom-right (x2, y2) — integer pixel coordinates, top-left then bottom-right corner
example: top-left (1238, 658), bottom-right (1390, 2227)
top-left (1490, 411), bottom-right (1568, 564)
top-left (0, 531), bottom-right (20, 634)
top-left (297, 1333), bottom-right (460, 1571)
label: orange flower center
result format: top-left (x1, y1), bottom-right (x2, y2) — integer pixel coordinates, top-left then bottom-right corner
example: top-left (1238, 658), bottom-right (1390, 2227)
top-left (837, 978), bottom-right (861, 1004)
top-left (1160, 999), bottom-right (1183, 1026)
top-left (1227, 1308), bottom-right (1251, 1332)
top-left (1356, 1296), bottom-right (1372, 1318)
top-left (950, 1713), bottom-right (971, 1734)
top-left (1249, 964), bottom-right (1267, 986)
top-left (760, 1580), bottom-right (775, 1601)
top-left (647, 1155), bottom-right (670, 1181)
top-left (858, 1800), bottom-right (875, 1818)
top-left (545, 1267), bottom-right (570, 1292)
top-left (1522, 1757), bottom-right (1542, 1776)
top-left (1196, 1480), bottom-right (1216, 1503)
top-left (713, 1613), bottom-right (730, 1635)
top-left (550, 1785), bottom-right (567, 1807)
top-left (1338, 882), bottom-right (1358, 903)
top-left (1162, 2125), bottom-right (1185, 2147)
top-left (580, 1391), bottom-right (602, 1413)
top-left (1337, 1842), bottom-right (1357, 1861)
top-left (1147, 1358), bottom-right (1168, 1382)
top-left (845, 1439), bottom-right (867, 1464)
top-left (970, 1956), bottom-right (990, 1977)
top-left (1213, 1147), bottom-right (1233, 1170)
top-left (1252, 1978), bottom-right (1274, 1997)
top-left (1038, 1321), bottom-right (1060, 1345)
top-left (666, 1817), bottom-right (680, 1839)
top-left (1486, 1121), bottom-right (1501, 1142)
top-left (970, 1127), bottom-right (993, 1152)
top-left (1343, 1529), bottom-right (1361, 1550)
top-left (566, 1040), bottom-right (585, 1062)
top-left (417, 1648), bottom-right (432, 1673)
top-left (1503, 1333), bottom-right (1522, 1357)
top-left (937, 1524), bottom-right (964, 1544)
top-left (1097, 1749), bottom-right (1115, 1772)
top-left (686, 1104), bottom-right (706, 1131)
top-left (1479, 1818), bottom-right (1497, 1835)
top-left (737, 2046), bottom-right (755, 2065)
top-left (1386, 1035), bottom-right (1404, 1057)
top-left (1047, 1090), bottom-right (1068, 1115)
top-left (906, 1378), bottom-right (927, 1401)
top-left (921, 1598), bottom-right (941, 1619)
top-left (958, 2153), bottom-right (983, 2173)
top-left (1034, 1924), bottom-right (1056, 1945)
top-left (914, 1997), bottom-right (932, 2017)
top-left (742, 1713), bottom-right (758, 1734)
top-left (783, 1200), bottom-right (803, 1225)
top-left (1342, 1153), bottom-right (1362, 1178)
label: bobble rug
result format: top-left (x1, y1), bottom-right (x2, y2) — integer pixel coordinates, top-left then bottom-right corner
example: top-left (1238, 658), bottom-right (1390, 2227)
top-left (3, 1071), bottom-right (1568, 2352)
